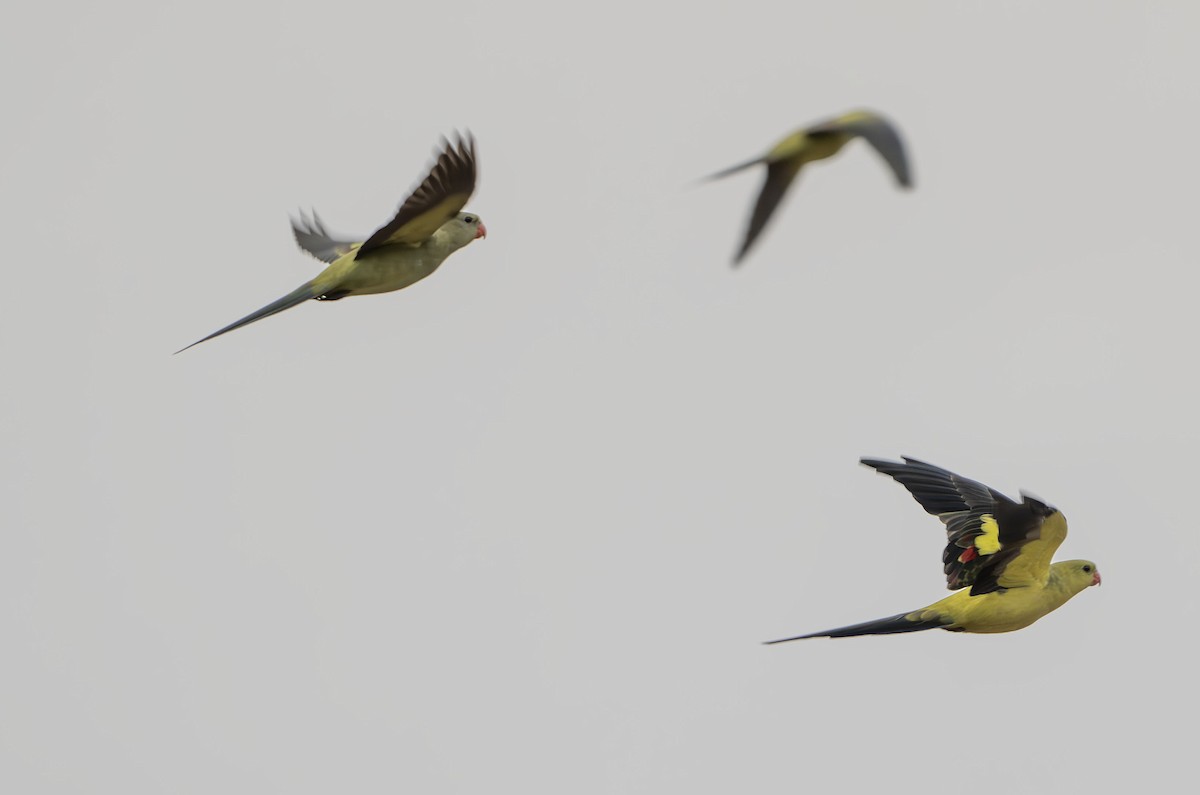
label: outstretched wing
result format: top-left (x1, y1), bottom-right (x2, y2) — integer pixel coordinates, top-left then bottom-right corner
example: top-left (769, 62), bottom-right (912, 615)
top-left (860, 457), bottom-right (1065, 594)
top-left (734, 158), bottom-right (803, 265)
top-left (357, 133), bottom-right (477, 256)
top-left (291, 210), bottom-right (358, 263)
top-left (815, 110), bottom-right (912, 188)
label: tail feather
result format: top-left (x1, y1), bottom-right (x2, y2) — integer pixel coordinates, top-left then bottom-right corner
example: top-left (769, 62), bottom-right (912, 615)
top-left (698, 155), bottom-right (764, 183)
top-left (176, 281), bottom-right (318, 353)
top-left (764, 610), bottom-right (950, 643)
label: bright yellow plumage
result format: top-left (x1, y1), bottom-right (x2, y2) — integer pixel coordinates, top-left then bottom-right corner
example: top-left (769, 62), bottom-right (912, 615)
top-left (976, 514), bottom-right (1002, 555)
top-left (908, 559), bottom-right (1099, 634)
top-left (766, 458), bottom-right (1100, 643)
top-left (996, 510), bottom-right (1068, 589)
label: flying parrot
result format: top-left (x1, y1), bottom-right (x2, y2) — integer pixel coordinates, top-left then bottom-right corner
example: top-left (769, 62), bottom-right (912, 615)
top-left (766, 457), bottom-right (1100, 642)
top-left (705, 110), bottom-right (912, 265)
top-left (178, 133), bottom-right (485, 352)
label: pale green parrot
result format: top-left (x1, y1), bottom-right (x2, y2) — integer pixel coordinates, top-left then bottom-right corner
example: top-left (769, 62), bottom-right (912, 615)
top-left (705, 110), bottom-right (912, 265)
top-left (178, 134), bottom-right (486, 352)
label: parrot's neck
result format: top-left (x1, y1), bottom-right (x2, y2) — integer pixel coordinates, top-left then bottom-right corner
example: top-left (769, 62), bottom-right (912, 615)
top-left (430, 223), bottom-right (478, 258)
top-left (1044, 564), bottom-right (1089, 606)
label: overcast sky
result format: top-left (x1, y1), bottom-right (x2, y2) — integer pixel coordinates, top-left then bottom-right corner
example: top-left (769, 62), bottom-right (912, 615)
top-left (3, 1), bottom-right (1199, 792)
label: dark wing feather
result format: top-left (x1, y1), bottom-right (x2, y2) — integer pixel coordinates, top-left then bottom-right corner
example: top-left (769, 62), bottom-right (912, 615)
top-left (829, 111), bottom-right (912, 188)
top-left (734, 159), bottom-right (801, 266)
top-left (357, 133), bottom-right (477, 257)
top-left (860, 457), bottom-right (1054, 595)
top-left (291, 210), bottom-right (357, 263)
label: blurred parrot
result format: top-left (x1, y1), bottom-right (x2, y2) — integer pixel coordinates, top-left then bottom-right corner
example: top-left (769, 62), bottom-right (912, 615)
top-left (705, 110), bottom-right (911, 265)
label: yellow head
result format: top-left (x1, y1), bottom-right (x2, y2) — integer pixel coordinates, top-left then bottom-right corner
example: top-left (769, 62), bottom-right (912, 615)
top-left (1054, 559), bottom-right (1102, 593)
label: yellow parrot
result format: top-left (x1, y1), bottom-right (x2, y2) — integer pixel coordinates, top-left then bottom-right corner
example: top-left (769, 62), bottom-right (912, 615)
top-left (705, 110), bottom-right (912, 265)
top-left (178, 134), bottom-right (486, 352)
top-left (766, 457), bottom-right (1100, 642)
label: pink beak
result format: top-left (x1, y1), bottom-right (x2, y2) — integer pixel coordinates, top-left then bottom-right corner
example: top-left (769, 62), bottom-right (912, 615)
top-left (475, 221), bottom-right (487, 239)
top-left (1092, 571), bottom-right (1102, 586)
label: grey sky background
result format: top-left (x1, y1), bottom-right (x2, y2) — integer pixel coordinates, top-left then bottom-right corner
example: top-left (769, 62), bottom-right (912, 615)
top-left (3, 1), bottom-right (1198, 791)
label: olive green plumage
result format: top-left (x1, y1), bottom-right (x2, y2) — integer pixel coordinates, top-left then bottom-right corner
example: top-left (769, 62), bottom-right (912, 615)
top-left (178, 134), bottom-right (486, 353)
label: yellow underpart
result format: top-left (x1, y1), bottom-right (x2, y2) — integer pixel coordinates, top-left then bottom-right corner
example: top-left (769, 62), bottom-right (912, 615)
top-left (976, 514), bottom-right (1001, 555)
top-left (913, 559), bottom-right (1095, 633)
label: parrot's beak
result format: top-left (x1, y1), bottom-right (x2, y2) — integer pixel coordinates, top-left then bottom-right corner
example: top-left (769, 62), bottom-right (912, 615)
top-left (475, 222), bottom-right (487, 240)
top-left (1092, 571), bottom-right (1102, 586)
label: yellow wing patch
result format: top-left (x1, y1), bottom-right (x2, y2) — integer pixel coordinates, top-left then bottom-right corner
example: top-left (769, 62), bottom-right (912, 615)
top-left (976, 514), bottom-right (1002, 555)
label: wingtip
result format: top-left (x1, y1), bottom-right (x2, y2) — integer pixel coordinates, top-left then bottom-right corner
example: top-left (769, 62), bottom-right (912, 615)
top-left (860, 455), bottom-right (936, 474)
top-left (1019, 490), bottom-right (1056, 516)
top-left (732, 240), bottom-right (755, 267)
top-left (442, 130), bottom-right (478, 179)
top-left (443, 129), bottom-right (476, 160)
top-left (290, 207), bottom-right (326, 236)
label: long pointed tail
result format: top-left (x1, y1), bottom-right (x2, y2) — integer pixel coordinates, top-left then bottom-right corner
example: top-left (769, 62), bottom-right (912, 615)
top-left (764, 610), bottom-right (950, 643)
top-left (176, 281), bottom-right (318, 353)
top-left (697, 155), bottom-right (764, 184)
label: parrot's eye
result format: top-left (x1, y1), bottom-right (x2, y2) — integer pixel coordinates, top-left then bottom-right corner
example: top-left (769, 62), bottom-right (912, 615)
top-left (464, 216), bottom-right (475, 223)
top-left (1082, 565), bottom-right (1092, 573)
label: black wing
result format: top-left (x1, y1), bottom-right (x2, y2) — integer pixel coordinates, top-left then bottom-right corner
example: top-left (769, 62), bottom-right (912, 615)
top-left (860, 457), bottom-right (1055, 595)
